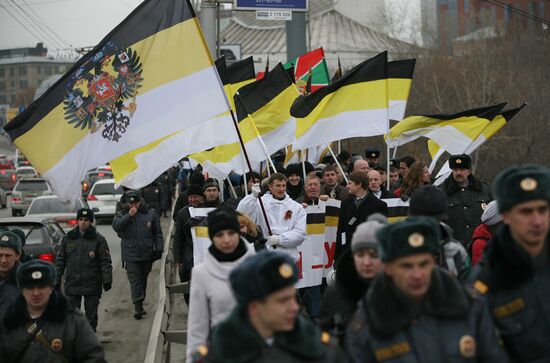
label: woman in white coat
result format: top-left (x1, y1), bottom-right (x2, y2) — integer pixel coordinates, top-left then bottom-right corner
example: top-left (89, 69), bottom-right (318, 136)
top-left (186, 208), bottom-right (255, 362)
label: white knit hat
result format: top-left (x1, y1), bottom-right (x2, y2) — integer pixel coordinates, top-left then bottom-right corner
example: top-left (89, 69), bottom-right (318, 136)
top-left (481, 201), bottom-right (502, 226)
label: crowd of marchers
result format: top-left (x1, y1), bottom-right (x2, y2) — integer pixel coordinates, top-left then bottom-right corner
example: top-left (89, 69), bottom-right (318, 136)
top-left (1, 145), bottom-right (550, 362)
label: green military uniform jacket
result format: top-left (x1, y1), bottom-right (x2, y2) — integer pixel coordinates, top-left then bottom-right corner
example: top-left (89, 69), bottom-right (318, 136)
top-left (473, 225), bottom-right (550, 362)
top-left (196, 307), bottom-right (345, 363)
top-left (346, 268), bottom-right (507, 362)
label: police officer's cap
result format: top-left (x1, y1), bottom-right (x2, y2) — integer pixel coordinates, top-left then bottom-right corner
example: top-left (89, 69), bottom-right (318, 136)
top-left (16, 260), bottom-right (57, 289)
top-left (126, 190), bottom-right (142, 203)
top-left (449, 154), bottom-right (472, 169)
top-left (376, 216), bottom-right (441, 262)
top-left (77, 207), bottom-right (94, 222)
top-left (492, 164), bottom-right (550, 212)
top-left (229, 251), bottom-right (298, 305)
top-left (365, 148), bottom-right (380, 159)
top-left (0, 231), bottom-right (22, 254)
top-left (390, 159), bottom-right (400, 169)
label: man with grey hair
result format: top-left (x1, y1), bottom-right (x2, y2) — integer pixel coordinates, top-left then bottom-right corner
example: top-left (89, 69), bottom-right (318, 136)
top-left (353, 159), bottom-right (370, 174)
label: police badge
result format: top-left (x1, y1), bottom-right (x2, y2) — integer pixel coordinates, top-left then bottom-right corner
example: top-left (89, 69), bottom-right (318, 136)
top-left (63, 41), bottom-right (143, 142)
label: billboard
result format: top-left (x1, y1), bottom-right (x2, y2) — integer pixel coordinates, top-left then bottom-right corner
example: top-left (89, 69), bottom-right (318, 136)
top-left (234, 0), bottom-right (308, 11)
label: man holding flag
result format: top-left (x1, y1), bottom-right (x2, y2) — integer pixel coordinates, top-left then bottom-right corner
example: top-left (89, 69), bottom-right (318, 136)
top-left (237, 173), bottom-right (306, 262)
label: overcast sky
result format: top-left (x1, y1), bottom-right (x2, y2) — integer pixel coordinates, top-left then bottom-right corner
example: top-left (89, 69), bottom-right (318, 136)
top-left (0, 0), bottom-right (143, 51)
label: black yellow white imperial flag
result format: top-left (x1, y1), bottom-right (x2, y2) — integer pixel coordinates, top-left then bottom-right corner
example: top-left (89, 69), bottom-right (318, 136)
top-left (4, 0), bottom-right (230, 200)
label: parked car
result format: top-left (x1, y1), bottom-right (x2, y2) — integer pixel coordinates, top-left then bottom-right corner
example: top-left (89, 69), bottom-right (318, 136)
top-left (0, 169), bottom-right (17, 191)
top-left (81, 170), bottom-right (114, 197)
top-left (11, 178), bottom-right (52, 216)
top-left (26, 195), bottom-right (89, 231)
top-left (0, 216), bottom-right (65, 262)
top-left (86, 179), bottom-right (123, 219)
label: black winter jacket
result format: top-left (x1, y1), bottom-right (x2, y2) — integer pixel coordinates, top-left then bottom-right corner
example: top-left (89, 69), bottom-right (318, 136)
top-left (335, 193), bottom-right (387, 261)
top-left (113, 204), bottom-right (163, 262)
top-left (55, 226), bottom-right (112, 295)
top-left (0, 292), bottom-right (106, 363)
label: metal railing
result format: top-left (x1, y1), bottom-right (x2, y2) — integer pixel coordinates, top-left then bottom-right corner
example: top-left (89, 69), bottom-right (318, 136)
top-left (144, 205), bottom-right (189, 363)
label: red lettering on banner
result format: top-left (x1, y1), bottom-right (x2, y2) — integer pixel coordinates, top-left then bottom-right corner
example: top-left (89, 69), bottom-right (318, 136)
top-left (324, 241), bottom-right (336, 268)
top-left (297, 251), bottom-right (303, 279)
top-left (312, 264), bottom-right (323, 269)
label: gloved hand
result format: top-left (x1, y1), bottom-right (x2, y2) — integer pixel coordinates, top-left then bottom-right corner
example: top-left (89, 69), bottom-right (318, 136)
top-left (251, 183), bottom-right (261, 198)
top-left (153, 251), bottom-right (163, 261)
top-left (266, 235), bottom-right (280, 247)
top-left (103, 283), bottom-right (112, 291)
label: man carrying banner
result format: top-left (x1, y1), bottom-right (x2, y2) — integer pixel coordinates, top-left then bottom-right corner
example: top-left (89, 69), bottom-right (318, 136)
top-left (320, 165), bottom-right (349, 201)
top-left (173, 184), bottom-right (204, 303)
top-left (439, 154), bottom-right (492, 246)
top-left (336, 171), bottom-right (387, 261)
top-left (237, 173), bottom-right (306, 262)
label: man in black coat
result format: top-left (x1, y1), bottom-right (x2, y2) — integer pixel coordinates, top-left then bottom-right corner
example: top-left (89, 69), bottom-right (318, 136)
top-left (0, 231), bottom-right (22, 320)
top-left (472, 164), bottom-right (550, 362)
top-left (335, 171), bottom-right (388, 261)
top-left (438, 154), bottom-right (492, 245)
top-left (55, 208), bottom-right (112, 331)
top-left (0, 260), bottom-right (106, 362)
top-left (113, 190), bottom-right (163, 320)
top-left (367, 170), bottom-right (393, 199)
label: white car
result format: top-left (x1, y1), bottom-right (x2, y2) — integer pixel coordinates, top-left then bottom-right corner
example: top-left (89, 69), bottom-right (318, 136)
top-left (26, 195), bottom-right (89, 231)
top-left (86, 179), bottom-right (123, 219)
top-left (15, 166), bottom-right (38, 179)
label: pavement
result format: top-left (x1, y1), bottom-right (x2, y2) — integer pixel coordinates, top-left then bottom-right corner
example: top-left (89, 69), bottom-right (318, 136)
top-left (0, 205), bottom-right (173, 362)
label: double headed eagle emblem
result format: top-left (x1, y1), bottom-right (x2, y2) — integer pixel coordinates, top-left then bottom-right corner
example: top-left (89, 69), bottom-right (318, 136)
top-left (63, 41), bottom-right (143, 142)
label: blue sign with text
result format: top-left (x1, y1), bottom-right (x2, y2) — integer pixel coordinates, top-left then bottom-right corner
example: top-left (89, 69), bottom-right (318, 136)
top-left (234, 0), bottom-right (308, 11)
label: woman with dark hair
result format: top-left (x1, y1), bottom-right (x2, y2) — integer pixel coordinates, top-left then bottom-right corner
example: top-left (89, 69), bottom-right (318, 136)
top-left (393, 161), bottom-right (431, 198)
top-left (186, 208), bottom-right (255, 362)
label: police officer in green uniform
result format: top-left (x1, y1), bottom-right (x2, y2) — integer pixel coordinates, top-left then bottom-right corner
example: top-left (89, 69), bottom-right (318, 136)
top-left (439, 154), bottom-right (492, 245)
top-left (193, 252), bottom-right (344, 363)
top-left (346, 216), bottom-right (506, 362)
top-left (0, 260), bottom-right (106, 362)
top-left (472, 164), bottom-right (550, 362)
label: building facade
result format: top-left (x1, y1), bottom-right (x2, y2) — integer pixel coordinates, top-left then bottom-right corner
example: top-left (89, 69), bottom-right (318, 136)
top-left (0, 43), bottom-right (75, 107)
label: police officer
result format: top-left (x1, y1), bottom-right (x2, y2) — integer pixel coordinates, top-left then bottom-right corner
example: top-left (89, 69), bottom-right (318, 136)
top-left (55, 208), bottom-right (113, 331)
top-left (439, 154), bottom-right (492, 245)
top-left (365, 148), bottom-right (381, 167)
top-left (346, 217), bottom-right (506, 362)
top-left (194, 252), bottom-right (344, 362)
top-left (473, 165), bottom-right (550, 362)
top-left (113, 190), bottom-right (163, 320)
top-left (0, 231), bottom-right (22, 319)
top-left (0, 260), bottom-right (106, 362)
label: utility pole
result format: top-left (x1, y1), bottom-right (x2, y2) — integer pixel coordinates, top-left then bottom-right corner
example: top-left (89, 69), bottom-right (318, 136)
top-left (200, 0), bottom-right (218, 57)
top-left (286, 11), bottom-right (307, 60)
